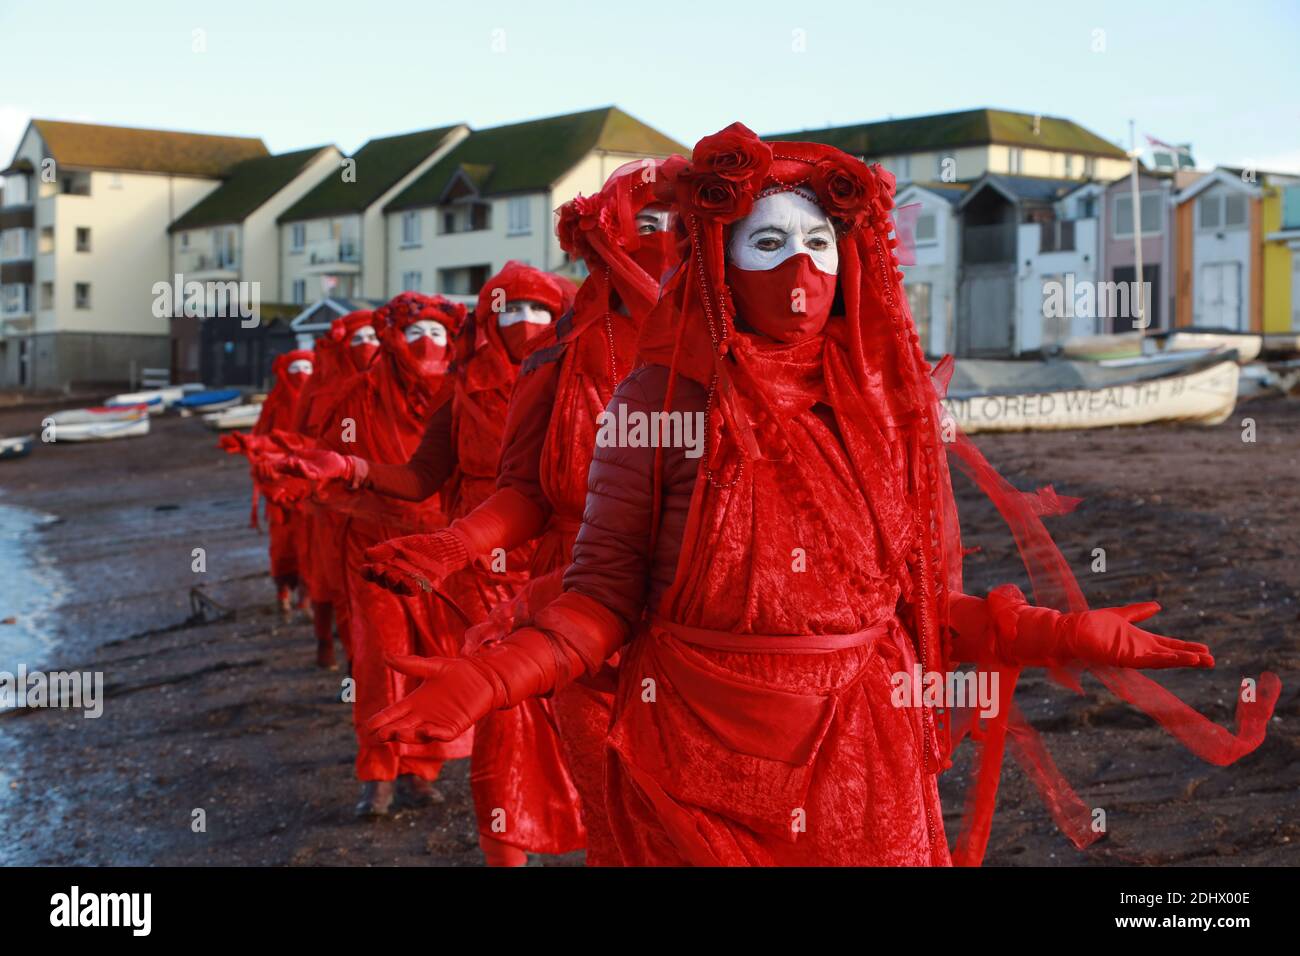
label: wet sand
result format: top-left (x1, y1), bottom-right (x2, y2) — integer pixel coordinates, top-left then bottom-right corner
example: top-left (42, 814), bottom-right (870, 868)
top-left (0, 397), bottom-right (1295, 866)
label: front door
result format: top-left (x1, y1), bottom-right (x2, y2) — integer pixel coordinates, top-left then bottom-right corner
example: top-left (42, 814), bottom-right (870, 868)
top-left (1198, 261), bottom-right (1242, 330)
top-left (961, 269), bottom-right (1016, 355)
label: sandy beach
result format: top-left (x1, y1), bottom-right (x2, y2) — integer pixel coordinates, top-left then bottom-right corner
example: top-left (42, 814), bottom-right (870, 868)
top-left (0, 396), bottom-right (1296, 866)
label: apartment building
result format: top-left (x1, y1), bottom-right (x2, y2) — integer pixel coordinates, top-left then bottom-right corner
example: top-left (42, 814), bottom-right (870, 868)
top-left (766, 108), bottom-right (1131, 186)
top-left (383, 107), bottom-right (686, 300)
top-left (277, 124), bottom-right (470, 305)
top-left (0, 119), bottom-right (267, 388)
top-left (166, 145), bottom-right (342, 381)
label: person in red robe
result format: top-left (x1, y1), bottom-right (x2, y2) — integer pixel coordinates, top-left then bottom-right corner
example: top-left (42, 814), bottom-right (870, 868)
top-left (269, 263), bottom-right (578, 862)
top-left (291, 311), bottom-right (380, 667)
top-left (360, 125), bottom-right (1279, 865)
top-left (306, 292), bottom-right (467, 817)
top-left (350, 161), bottom-right (684, 865)
top-left (250, 349), bottom-right (314, 613)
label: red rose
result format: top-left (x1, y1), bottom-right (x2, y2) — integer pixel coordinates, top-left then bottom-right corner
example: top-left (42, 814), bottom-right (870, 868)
top-left (811, 156), bottom-right (877, 228)
top-left (675, 168), bottom-right (755, 224)
top-left (693, 122), bottom-right (773, 187)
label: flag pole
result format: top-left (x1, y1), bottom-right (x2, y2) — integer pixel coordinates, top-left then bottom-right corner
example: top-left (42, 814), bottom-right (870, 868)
top-left (1129, 119), bottom-right (1147, 334)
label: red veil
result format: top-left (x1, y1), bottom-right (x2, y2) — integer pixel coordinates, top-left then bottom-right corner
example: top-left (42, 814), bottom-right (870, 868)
top-left (639, 124), bottom-right (1278, 866)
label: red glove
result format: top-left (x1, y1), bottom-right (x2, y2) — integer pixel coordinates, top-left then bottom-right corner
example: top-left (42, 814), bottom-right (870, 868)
top-left (274, 448), bottom-right (366, 486)
top-left (950, 585), bottom-right (1213, 670)
top-left (360, 529), bottom-right (470, 596)
top-left (363, 591), bottom-right (626, 743)
top-left (360, 487), bottom-right (546, 595)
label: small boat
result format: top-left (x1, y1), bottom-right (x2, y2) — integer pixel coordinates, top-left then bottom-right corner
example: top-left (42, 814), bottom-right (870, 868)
top-left (203, 403), bottom-right (262, 431)
top-left (1262, 333), bottom-right (1300, 358)
top-left (173, 389), bottom-right (242, 414)
top-left (49, 415), bottom-right (150, 443)
top-left (1148, 328), bottom-right (1262, 364)
top-left (50, 404), bottom-right (152, 425)
top-left (943, 350), bottom-right (1240, 434)
top-left (0, 435), bottom-right (35, 461)
top-left (106, 387), bottom-right (192, 412)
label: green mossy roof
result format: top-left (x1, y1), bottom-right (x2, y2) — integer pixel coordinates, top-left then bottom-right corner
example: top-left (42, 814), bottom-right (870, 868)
top-left (31, 119), bottom-right (267, 176)
top-left (765, 108), bottom-right (1127, 160)
top-left (170, 146), bottom-right (332, 232)
top-left (385, 107), bottom-right (686, 212)
top-left (278, 125), bottom-right (463, 222)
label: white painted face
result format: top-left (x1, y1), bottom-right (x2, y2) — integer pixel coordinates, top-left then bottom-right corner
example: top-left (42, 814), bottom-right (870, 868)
top-left (404, 319), bottom-right (447, 345)
top-left (635, 203), bottom-right (677, 236)
top-left (497, 300), bottom-right (553, 328)
top-left (349, 324), bottom-right (378, 346)
top-left (727, 190), bottom-right (838, 274)
top-left (287, 359), bottom-right (313, 375)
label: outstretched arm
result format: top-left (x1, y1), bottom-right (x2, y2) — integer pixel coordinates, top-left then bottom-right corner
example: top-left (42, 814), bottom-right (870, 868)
top-left (947, 585), bottom-right (1213, 670)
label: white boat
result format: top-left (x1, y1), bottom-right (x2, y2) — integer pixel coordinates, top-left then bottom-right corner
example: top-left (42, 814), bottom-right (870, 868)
top-left (942, 350), bottom-right (1240, 434)
top-left (1150, 328), bottom-right (1262, 364)
top-left (203, 403), bottom-right (262, 431)
top-left (106, 387), bottom-right (191, 413)
top-left (50, 415), bottom-right (151, 442)
top-left (50, 404), bottom-right (152, 426)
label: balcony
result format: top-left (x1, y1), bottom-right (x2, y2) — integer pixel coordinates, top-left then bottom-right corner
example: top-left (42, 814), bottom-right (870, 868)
top-left (0, 227), bottom-right (34, 264)
top-left (962, 223), bottom-right (1018, 265)
top-left (177, 246), bottom-right (240, 280)
top-left (302, 239), bottom-right (361, 274)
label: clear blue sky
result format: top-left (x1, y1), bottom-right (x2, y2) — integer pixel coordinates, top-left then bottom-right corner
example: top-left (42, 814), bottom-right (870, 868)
top-left (4, 0), bottom-right (1298, 172)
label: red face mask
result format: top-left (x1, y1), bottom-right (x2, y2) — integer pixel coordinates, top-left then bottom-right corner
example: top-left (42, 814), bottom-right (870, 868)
top-left (499, 323), bottom-right (550, 364)
top-left (405, 335), bottom-right (448, 375)
top-left (349, 342), bottom-right (379, 372)
top-left (725, 253), bottom-right (836, 343)
top-left (287, 371), bottom-right (311, 389)
top-left (629, 230), bottom-right (678, 285)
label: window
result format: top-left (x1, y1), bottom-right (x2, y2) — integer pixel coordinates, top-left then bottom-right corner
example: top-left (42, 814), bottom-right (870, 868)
top-left (75, 282), bottom-right (91, 309)
top-left (1063, 154), bottom-right (1076, 178)
top-left (1114, 192), bottom-right (1163, 237)
top-left (0, 229), bottom-right (32, 260)
top-left (886, 156), bottom-right (909, 181)
top-left (1008, 148), bottom-right (1024, 174)
top-left (1077, 195), bottom-right (1097, 219)
top-left (905, 283), bottom-right (931, 349)
top-left (108, 173), bottom-right (123, 189)
top-left (39, 282), bottom-right (53, 310)
top-left (76, 227), bottom-right (91, 252)
top-left (38, 226), bottom-right (54, 254)
top-left (1198, 191), bottom-right (1248, 232)
top-left (401, 211), bottom-right (421, 246)
top-left (401, 270), bottom-right (423, 292)
top-left (3, 175), bottom-right (30, 205)
top-left (1, 284), bottom-right (31, 315)
top-left (1084, 157), bottom-right (1096, 178)
top-left (180, 232), bottom-right (190, 250)
top-left (292, 279), bottom-right (306, 305)
top-left (443, 212), bottom-right (456, 234)
top-left (438, 264), bottom-right (491, 296)
top-left (61, 172), bottom-right (91, 196)
top-left (290, 223), bottom-right (306, 252)
top-left (507, 197), bottom-right (531, 236)
top-left (439, 202), bottom-right (491, 234)
top-left (914, 212), bottom-right (938, 245)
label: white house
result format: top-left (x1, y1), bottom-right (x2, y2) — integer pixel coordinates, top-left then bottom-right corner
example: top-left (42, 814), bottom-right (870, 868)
top-left (1175, 168), bottom-right (1263, 331)
top-left (165, 145), bottom-right (342, 381)
top-left (0, 119), bottom-right (267, 389)
top-left (895, 182), bottom-right (968, 357)
top-left (382, 107), bottom-right (686, 300)
top-left (956, 174), bottom-right (1100, 355)
top-left (277, 124), bottom-right (470, 305)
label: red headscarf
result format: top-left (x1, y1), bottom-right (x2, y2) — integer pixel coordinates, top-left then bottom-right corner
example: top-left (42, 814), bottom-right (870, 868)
top-left (256, 348), bottom-right (314, 436)
top-left (468, 260), bottom-right (577, 391)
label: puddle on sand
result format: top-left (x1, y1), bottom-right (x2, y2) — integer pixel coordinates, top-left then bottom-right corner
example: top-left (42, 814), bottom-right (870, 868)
top-left (0, 501), bottom-right (72, 863)
top-left (0, 502), bottom-right (68, 674)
